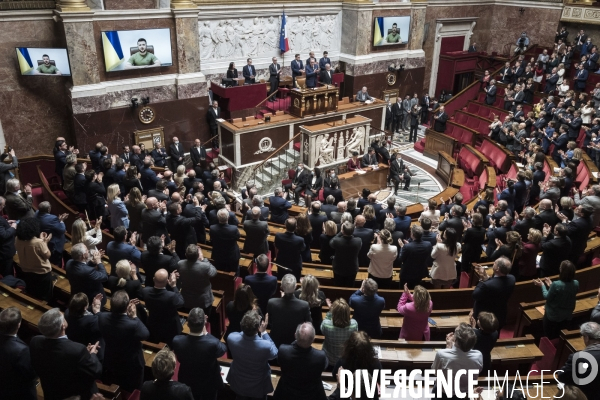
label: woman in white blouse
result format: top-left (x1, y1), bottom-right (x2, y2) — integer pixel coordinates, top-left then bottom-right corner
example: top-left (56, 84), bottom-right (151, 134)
top-left (558, 79), bottom-right (570, 97)
top-left (556, 63), bottom-right (565, 85)
top-left (367, 229), bottom-right (397, 289)
top-left (71, 218), bottom-right (103, 252)
top-left (430, 227), bottom-right (461, 289)
top-left (581, 99), bottom-right (595, 126)
top-left (418, 198), bottom-right (440, 229)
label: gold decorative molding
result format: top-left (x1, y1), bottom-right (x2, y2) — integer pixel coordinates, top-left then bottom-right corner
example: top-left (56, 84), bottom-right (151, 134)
top-left (561, 5), bottom-right (600, 25)
top-left (0, 1), bottom-right (55, 10)
top-left (171, 0), bottom-right (198, 8)
top-left (55, 0), bottom-right (90, 12)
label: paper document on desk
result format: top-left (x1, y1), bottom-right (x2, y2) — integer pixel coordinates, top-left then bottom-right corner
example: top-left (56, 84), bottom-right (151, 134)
top-left (220, 366), bottom-right (230, 383)
top-left (374, 345), bottom-right (382, 359)
top-left (365, 100), bottom-right (374, 104)
top-left (356, 170), bottom-right (367, 174)
top-left (594, 172), bottom-right (599, 178)
top-left (216, 118), bottom-right (225, 122)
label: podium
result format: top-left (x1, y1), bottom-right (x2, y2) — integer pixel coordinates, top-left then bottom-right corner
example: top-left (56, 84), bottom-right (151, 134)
top-left (288, 86), bottom-right (339, 118)
top-left (210, 82), bottom-right (266, 119)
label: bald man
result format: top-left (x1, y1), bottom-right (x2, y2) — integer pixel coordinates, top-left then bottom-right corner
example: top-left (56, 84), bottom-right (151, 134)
top-left (353, 215), bottom-right (374, 267)
top-left (162, 170), bottom-right (177, 196)
top-left (142, 268), bottom-right (184, 346)
top-left (141, 197), bottom-right (169, 243)
top-left (273, 322), bottom-right (328, 400)
top-left (533, 199), bottom-right (560, 232)
top-left (243, 207), bottom-right (270, 256)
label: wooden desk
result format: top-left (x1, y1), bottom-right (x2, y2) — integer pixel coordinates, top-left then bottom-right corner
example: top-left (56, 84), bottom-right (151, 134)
top-left (339, 163), bottom-right (389, 199)
top-left (289, 85), bottom-right (339, 117)
top-left (210, 82), bottom-right (267, 119)
top-left (424, 129), bottom-right (457, 159)
top-left (0, 282), bottom-right (52, 331)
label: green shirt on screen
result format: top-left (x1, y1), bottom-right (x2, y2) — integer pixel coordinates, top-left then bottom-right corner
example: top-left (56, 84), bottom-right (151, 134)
top-left (128, 51), bottom-right (158, 66)
top-left (386, 32), bottom-right (401, 43)
top-left (36, 64), bottom-right (59, 74)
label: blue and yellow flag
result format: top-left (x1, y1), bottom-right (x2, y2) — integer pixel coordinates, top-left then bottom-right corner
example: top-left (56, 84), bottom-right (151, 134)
top-left (373, 17), bottom-right (384, 46)
top-left (102, 31), bottom-right (125, 71)
top-left (16, 47), bottom-right (33, 75)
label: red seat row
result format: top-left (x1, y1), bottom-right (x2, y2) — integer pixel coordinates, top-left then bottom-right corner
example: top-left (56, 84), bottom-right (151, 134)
top-left (466, 102), bottom-right (509, 122)
top-left (457, 146), bottom-right (485, 179)
top-left (476, 137), bottom-right (510, 174)
top-left (459, 165), bottom-right (491, 203)
top-left (453, 111), bottom-right (490, 135)
top-left (446, 122), bottom-right (477, 147)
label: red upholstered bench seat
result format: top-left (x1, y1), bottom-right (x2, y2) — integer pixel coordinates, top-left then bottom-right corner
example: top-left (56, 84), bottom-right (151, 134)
top-left (414, 138), bottom-right (426, 153)
top-left (476, 139), bottom-right (509, 173)
top-left (457, 147), bottom-right (482, 179)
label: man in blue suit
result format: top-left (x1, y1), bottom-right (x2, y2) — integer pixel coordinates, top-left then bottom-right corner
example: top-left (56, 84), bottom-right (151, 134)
top-left (65, 243), bottom-right (108, 307)
top-left (398, 225), bottom-right (432, 289)
top-left (244, 254), bottom-right (277, 315)
top-left (544, 68), bottom-right (560, 93)
top-left (473, 256), bottom-right (515, 329)
top-left (551, 125), bottom-right (570, 165)
top-left (291, 53), bottom-right (305, 87)
top-left (106, 226), bottom-right (141, 275)
top-left (393, 204), bottom-right (412, 238)
top-left (242, 58), bottom-right (257, 84)
top-left (0, 307), bottom-right (37, 400)
top-left (575, 64), bottom-right (589, 92)
top-left (209, 208), bottom-right (241, 275)
top-left (354, 215), bottom-right (374, 267)
top-left (35, 201), bottom-right (68, 266)
top-left (305, 58), bottom-right (319, 89)
top-left (269, 188), bottom-right (292, 225)
top-left (140, 158), bottom-right (163, 195)
top-left (349, 279), bottom-right (385, 339)
top-left (274, 218), bottom-right (305, 279)
top-left (319, 51), bottom-right (331, 70)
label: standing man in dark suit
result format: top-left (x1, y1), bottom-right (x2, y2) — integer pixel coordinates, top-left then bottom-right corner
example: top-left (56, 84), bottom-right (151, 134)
top-left (353, 215), bottom-right (374, 267)
top-left (0, 148), bottom-right (18, 195)
top-left (587, 46), bottom-right (599, 71)
top-left (500, 62), bottom-right (513, 84)
top-left (169, 136), bottom-right (185, 172)
top-left (242, 58), bottom-right (256, 84)
top-left (4, 178), bottom-right (34, 220)
top-left (269, 57), bottom-right (282, 100)
top-left (150, 141), bottom-right (168, 168)
top-left (544, 68), bottom-right (559, 93)
top-left (330, 222), bottom-right (362, 287)
top-left (206, 101), bottom-right (221, 145)
top-left (284, 162), bottom-right (310, 205)
top-left (473, 257), bottom-right (516, 329)
top-left (391, 96), bottom-right (403, 134)
top-left (142, 269), bottom-right (184, 345)
top-left (561, 204), bottom-right (593, 264)
top-left (305, 58), bottom-right (319, 89)
top-left (540, 223), bottom-right (572, 277)
top-left (385, 101), bottom-right (393, 131)
top-left (141, 236), bottom-right (180, 289)
top-left (244, 254), bottom-right (277, 315)
top-left (320, 63), bottom-right (333, 85)
top-left (433, 105), bottom-right (449, 133)
top-left (182, 193), bottom-right (210, 244)
top-left (210, 208), bottom-right (241, 275)
top-left (398, 225), bottom-right (432, 288)
top-left (98, 290), bottom-right (149, 393)
top-left (121, 145), bottom-right (132, 164)
top-left (267, 274), bottom-right (312, 348)
top-left (485, 79), bottom-right (497, 105)
top-left (308, 202), bottom-right (328, 248)
top-left (66, 243), bottom-right (108, 307)
top-left (0, 197), bottom-right (16, 277)
top-left (35, 202), bottom-right (67, 266)
top-left (141, 197), bottom-right (169, 243)
top-left (189, 138), bottom-right (207, 174)
top-left (563, 110), bottom-right (583, 140)
top-left (468, 42), bottom-right (477, 52)
top-left (274, 218), bottom-right (306, 279)
top-left (349, 279), bottom-right (386, 338)
top-left (0, 308), bottom-right (37, 400)
top-left (243, 206), bottom-right (270, 256)
top-left (291, 53), bottom-right (305, 87)
top-left (172, 308), bottom-right (227, 400)
top-left (269, 187), bottom-right (292, 225)
top-left (390, 155), bottom-right (410, 193)
top-left (31, 308), bottom-right (103, 400)
top-left (574, 29), bottom-right (588, 51)
top-left (166, 198), bottom-right (204, 259)
top-left (575, 63), bottom-right (589, 92)
top-left (421, 92), bottom-right (430, 125)
top-left (319, 51), bottom-right (331, 70)
top-left (273, 322), bottom-right (328, 400)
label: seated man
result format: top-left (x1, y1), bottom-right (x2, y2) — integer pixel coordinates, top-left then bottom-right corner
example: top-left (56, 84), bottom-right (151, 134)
top-left (125, 38), bottom-right (161, 69)
top-left (390, 155), bottom-right (411, 193)
top-left (356, 86), bottom-right (374, 102)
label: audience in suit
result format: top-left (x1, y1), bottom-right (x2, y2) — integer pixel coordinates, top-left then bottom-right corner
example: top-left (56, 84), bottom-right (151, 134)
top-left (274, 218), bottom-right (306, 279)
top-left (209, 208), bottom-right (241, 275)
top-left (140, 348), bottom-right (194, 400)
top-left (35, 202), bottom-right (67, 266)
top-left (472, 257), bottom-right (516, 329)
top-left (269, 187), bottom-right (292, 224)
top-left (330, 222), bottom-right (362, 287)
top-left (142, 269), bottom-right (185, 345)
top-left (398, 225), bottom-right (433, 289)
top-left (244, 254), bottom-right (278, 315)
top-left (65, 293), bottom-right (105, 362)
top-left (177, 244), bottom-right (217, 313)
top-left (540, 223), bottom-right (572, 277)
top-left (65, 243), bottom-right (108, 307)
top-left (349, 279), bottom-right (385, 338)
top-left (243, 206), bottom-right (270, 256)
top-left (106, 226), bottom-right (141, 275)
top-left (141, 236), bottom-right (180, 289)
top-left (4, 178), bottom-right (34, 220)
top-left (0, 196), bottom-right (17, 277)
top-left (166, 198), bottom-right (205, 259)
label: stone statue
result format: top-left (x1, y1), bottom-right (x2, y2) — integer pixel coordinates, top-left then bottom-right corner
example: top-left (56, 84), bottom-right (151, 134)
top-left (200, 21), bottom-right (214, 59)
top-left (345, 127), bottom-right (366, 157)
top-left (317, 136), bottom-right (335, 165)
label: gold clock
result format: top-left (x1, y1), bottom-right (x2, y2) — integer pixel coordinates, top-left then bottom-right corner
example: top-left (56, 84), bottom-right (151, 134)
top-left (386, 72), bottom-right (397, 86)
top-left (139, 106), bottom-right (156, 124)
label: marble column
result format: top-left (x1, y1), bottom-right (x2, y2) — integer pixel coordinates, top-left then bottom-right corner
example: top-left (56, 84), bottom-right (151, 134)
top-left (173, 7), bottom-right (205, 99)
top-left (59, 12), bottom-right (101, 86)
top-left (55, 0), bottom-right (90, 12)
top-left (409, 6), bottom-right (426, 51)
top-left (341, 7), bottom-right (372, 59)
top-left (171, 0), bottom-right (196, 9)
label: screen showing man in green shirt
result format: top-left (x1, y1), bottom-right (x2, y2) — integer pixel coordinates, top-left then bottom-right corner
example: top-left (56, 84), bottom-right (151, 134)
top-left (386, 26), bottom-right (401, 44)
top-left (124, 38), bottom-right (161, 69)
top-left (35, 54), bottom-right (61, 75)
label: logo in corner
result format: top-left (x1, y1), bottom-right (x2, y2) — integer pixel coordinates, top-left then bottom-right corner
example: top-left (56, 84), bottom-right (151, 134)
top-left (572, 351), bottom-right (599, 386)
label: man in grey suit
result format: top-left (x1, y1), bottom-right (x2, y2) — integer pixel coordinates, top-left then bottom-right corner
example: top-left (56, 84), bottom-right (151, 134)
top-left (574, 185), bottom-right (600, 227)
top-left (402, 95), bottom-right (411, 132)
top-left (356, 86), bottom-right (374, 102)
top-left (243, 207), bottom-right (270, 256)
top-left (177, 244), bottom-right (217, 313)
top-left (268, 57), bottom-right (281, 100)
top-left (4, 179), bottom-right (34, 220)
top-left (512, 84), bottom-right (525, 112)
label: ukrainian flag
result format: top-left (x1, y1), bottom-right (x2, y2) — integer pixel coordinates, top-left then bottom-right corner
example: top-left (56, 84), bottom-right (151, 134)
top-left (16, 47), bottom-right (33, 75)
top-left (373, 17), bottom-right (384, 46)
top-left (102, 31), bottom-right (125, 71)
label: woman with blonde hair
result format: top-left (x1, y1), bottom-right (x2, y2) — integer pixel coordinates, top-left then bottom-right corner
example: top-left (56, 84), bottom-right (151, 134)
top-left (71, 217), bottom-right (103, 252)
top-left (107, 259), bottom-right (142, 303)
top-left (295, 213), bottom-right (313, 262)
top-left (295, 274), bottom-right (327, 334)
top-left (125, 187), bottom-right (146, 235)
top-left (362, 204), bottom-right (377, 229)
top-left (174, 164), bottom-right (186, 196)
top-left (367, 229), bottom-right (397, 289)
top-left (107, 183), bottom-right (129, 230)
top-left (319, 220), bottom-right (337, 264)
top-left (321, 298), bottom-right (358, 364)
top-left (397, 284), bottom-right (432, 340)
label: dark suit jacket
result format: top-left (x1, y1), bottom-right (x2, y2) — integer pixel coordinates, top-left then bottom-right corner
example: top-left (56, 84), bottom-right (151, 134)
top-left (167, 211), bottom-right (202, 257)
top-left (36, 211), bottom-right (66, 254)
top-left (190, 146), bottom-right (207, 166)
top-left (291, 59), bottom-right (304, 78)
top-left (439, 216), bottom-right (465, 238)
top-left (354, 227), bottom-right (374, 267)
top-left (169, 143), bottom-right (185, 167)
top-left (209, 222), bottom-right (241, 273)
top-left (141, 208), bottom-right (169, 242)
top-left (473, 275), bottom-right (516, 327)
top-left (4, 191), bottom-right (34, 220)
top-left (349, 291), bottom-right (385, 338)
top-left (399, 240), bottom-right (432, 283)
top-left (433, 112), bottom-right (449, 132)
top-left (130, 153), bottom-right (144, 171)
top-left (485, 85), bottom-right (497, 105)
top-left (150, 148), bottom-right (168, 168)
top-left (319, 57), bottom-right (331, 70)
top-left (273, 342), bottom-right (328, 400)
top-left (308, 213), bottom-right (328, 248)
top-left (320, 69), bottom-right (333, 84)
top-left (73, 173), bottom-right (87, 206)
top-left (245, 272), bottom-right (278, 314)
top-left (141, 250), bottom-right (180, 288)
top-left (243, 219), bottom-right (269, 256)
top-left (269, 63), bottom-right (281, 83)
top-left (275, 231), bottom-right (306, 279)
top-left (533, 209), bottom-right (560, 231)
top-left (305, 64), bottom-right (319, 88)
top-left (557, 347), bottom-right (600, 400)
top-left (207, 107), bottom-right (221, 130)
top-left (65, 312), bottom-right (104, 362)
top-left (567, 216), bottom-right (592, 261)
top-left (140, 166), bottom-right (159, 194)
top-left (267, 295), bottom-right (312, 348)
top-left (0, 334), bottom-right (37, 400)
top-left (142, 286), bottom-right (185, 344)
top-left (172, 333), bottom-right (227, 397)
top-left (0, 216), bottom-right (16, 262)
top-left (330, 234), bottom-right (362, 277)
top-left (208, 208), bottom-right (239, 226)
top-left (321, 203), bottom-right (337, 219)
top-left (242, 64), bottom-right (257, 83)
top-left (269, 195), bottom-right (292, 224)
top-left (66, 259), bottom-right (108, 305)
top-left (140, 380), bottom-right (194, 400)
top-left (182, 203), bottom-right (210, 244)
top-left (29, 336), bottom-right (102, 400)
top-left (0, 155), bottom-right (17, 195)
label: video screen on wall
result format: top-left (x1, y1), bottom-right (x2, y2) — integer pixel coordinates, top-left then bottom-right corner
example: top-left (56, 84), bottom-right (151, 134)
top-left (101, 28), bottom-right (173, 72)
top-left (373, 16), bottom-right (410, 46)
top-left (16, 47), bottom-right (71, 76)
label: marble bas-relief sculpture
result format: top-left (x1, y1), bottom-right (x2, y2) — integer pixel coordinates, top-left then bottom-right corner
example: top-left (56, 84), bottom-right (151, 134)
top-left (199, 14), bottom-right (340, 61)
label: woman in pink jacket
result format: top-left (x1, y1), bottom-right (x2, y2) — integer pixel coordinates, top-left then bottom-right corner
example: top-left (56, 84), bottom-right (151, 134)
top-left (396, 284), bottom-right (433, 340)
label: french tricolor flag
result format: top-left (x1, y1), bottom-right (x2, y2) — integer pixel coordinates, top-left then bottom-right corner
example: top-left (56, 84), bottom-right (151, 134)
top-left (279, 12), bottom-right (289, 53)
